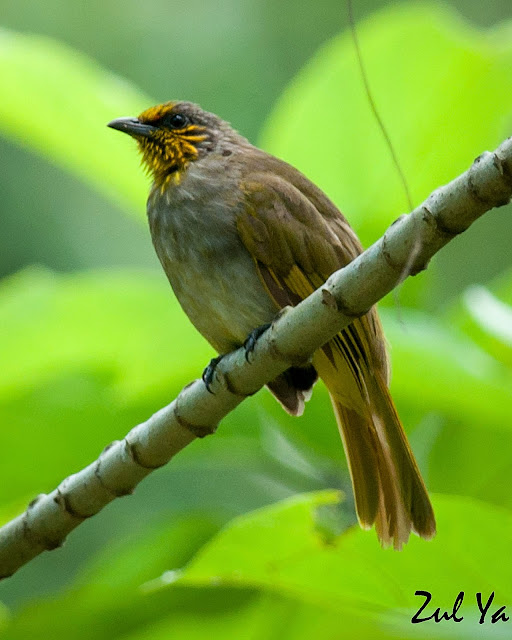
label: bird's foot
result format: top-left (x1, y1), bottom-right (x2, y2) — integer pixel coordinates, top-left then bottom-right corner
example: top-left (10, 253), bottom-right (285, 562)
top-left (202, 354), bottom-right (226, 394)
top-left (243, 323), bottom-right (271, 362)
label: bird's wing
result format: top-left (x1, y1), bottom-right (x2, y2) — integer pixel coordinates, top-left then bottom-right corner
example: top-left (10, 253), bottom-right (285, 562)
top-left (237, 167), bottom-right (435, 548)
top-left (237, 169), bottom-right (388, 390)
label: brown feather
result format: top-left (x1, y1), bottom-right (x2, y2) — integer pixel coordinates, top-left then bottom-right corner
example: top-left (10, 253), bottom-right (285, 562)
top-left (126, 100), bottom-right (435, 548)
top-left (237, 161), bottom-right (435, 548)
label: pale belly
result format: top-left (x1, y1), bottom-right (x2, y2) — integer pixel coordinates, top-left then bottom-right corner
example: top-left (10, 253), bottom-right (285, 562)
top-left (148, 182), bottom-right (279, 354)
top-left (166, 246), bottom-right (278, 354)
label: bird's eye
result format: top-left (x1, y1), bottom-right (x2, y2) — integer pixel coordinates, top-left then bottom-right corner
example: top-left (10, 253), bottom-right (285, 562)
top-left (166, 113), bottom-right (188, 129)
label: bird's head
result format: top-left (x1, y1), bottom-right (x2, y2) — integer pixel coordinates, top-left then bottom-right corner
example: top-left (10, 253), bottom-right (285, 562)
top-left (108, 101), bottom-right (238, 188)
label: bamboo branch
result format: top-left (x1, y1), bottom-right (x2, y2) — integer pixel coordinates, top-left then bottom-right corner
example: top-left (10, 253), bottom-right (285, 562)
top-left (1, 138), bottom-right (511, 579)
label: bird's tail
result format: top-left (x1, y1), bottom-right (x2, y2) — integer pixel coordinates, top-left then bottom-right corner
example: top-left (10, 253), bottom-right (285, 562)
top-left (313, 340), bottom-right (436, 550)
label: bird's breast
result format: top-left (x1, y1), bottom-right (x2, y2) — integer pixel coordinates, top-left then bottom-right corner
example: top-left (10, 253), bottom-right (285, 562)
top-left (147, 172), bottom-right (277, 353)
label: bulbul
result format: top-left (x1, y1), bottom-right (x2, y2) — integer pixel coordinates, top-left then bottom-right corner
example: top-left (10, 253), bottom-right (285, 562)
top-left (108, 101), bottom-right (435, 549)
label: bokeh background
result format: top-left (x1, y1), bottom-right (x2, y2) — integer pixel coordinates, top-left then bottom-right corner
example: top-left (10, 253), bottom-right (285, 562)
top-left (1, 0), bottom-right (511, 296)
top-left (1, 1), bottom-right (512, 638)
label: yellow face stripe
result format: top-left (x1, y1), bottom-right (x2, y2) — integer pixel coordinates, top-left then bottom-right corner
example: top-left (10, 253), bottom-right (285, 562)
top-left (135, 105), bottom-right (208, 187)
top-left (137, 102), bottom-right (176, 123)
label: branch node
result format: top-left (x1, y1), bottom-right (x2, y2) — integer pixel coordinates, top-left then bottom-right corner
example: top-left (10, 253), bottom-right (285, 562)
top-left (468, 153), bottom-right (495, 208)
top-left (321, 288), bottom-right (338, 310)
top-left (326, 283), bottom-right (370, 318)
top-left (54, 488), bottom-right (89, 520)
top-left (23, 496), bottom-right (67, 550)
top-left (211, 365), bottom-right (253, 399)
top-left (381, 231), bottom-right (403, 272)
top-left (124, 438), bottom-right (164, 471)
top-left (493, 151), bottom-right (505, 176)
top-left (95, 452), bottom-right (133, 497)
top-left (27, 493), bottom-right (46, 509)
top-left (267, 332), bottom-right (312, 368)
top-left (173, 400), bottom-right (217, 438)
top-left (422, 203), bottom-right (461, 238)
top-left (101, 441), bottom-right (116, 454)
top-left (492, 152), bottom-right (512, 205)
top-left (322, 281), bottom-right (369, 317)
top-left (223, 372), bottom-right (255, 398)
top-left (496, 149), bottom-right (512, 182)
top-left (390, 214), bottom-right (407, 226)
top-left (380, 222), bottom-right (428, 277)
top-left (381, 215), bottom-right (429, 276)
top-left (255, 307), bottom-right (315, 367)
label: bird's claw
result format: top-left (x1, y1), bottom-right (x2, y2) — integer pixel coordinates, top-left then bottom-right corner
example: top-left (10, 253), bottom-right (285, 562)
top-left (243, 323), bottom-right (271, 362)
top-left (202, 355), bottom-right (225, 393)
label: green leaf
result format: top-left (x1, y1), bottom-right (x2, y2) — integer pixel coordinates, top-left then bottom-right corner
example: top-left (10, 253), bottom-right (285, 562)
top-left (115, 591), bottom-right (355, 640)
top-left (0, 267), bottom-right (212, 402)
top-left (0, 29), bottom-right (151, 216)
top-left (0, 266), bottom-right (321, 603)
top-left (77, 516), bottom-right (222, 602)
top-left (255, 307), bottom-right (512, 509)
top-left (4, 493), bottom-right (511, 639)
top-left (2, 268), bottom-right (511, 525)
top-left (0, 266), bottom-right (325, 515)
top-left (0, 583), bottom-right (358, 640)
top-left (0, 267), bottom-right (213, 504)
top-left (260, 3), bottom-right (512, 306)
top-left (448, 271), bottom-right (512, 369)
top-left (0, 512), bottom-right (365, 640)
top-left (380, 308), bottom-right (512, 508)
top-left (261, 3), bottom-right (512, 236)
top-left (167, 491), bottom-right (512, 638)
top-left (463, 286), bottom-right (512, 348)
top-left (381, 309), bottom-right (512, 433)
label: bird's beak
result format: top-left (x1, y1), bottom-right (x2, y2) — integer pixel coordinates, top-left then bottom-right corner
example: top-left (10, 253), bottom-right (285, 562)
top-left (107, 117), bottom-right (157, 138)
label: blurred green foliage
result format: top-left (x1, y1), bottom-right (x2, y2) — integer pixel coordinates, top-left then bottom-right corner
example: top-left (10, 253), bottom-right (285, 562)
top-left (0, 32), bottom-right (150, 215)
top-left (261, 2), bottom-right (512, 307)
top-left (0, 2), bottom-right (512, 639)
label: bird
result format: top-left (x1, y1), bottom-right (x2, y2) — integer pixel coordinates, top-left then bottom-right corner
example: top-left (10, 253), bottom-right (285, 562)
top-left (108, 101), bottom-right (436, 549)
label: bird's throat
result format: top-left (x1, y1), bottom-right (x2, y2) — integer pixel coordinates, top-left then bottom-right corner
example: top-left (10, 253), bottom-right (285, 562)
top-left (138, 138), bottom-right (192, 190)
